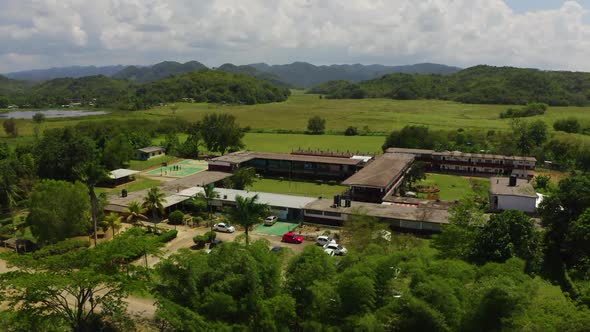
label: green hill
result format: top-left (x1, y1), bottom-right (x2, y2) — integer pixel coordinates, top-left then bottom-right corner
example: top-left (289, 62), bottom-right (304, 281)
top-left (5, 70), bottom-right (290, 110)
top-left (113, 61), bottom-right (208, 83)
top-left (216, 64), bottom-right (291, 88)
top-left (310, 65), bottom-right (590, 106)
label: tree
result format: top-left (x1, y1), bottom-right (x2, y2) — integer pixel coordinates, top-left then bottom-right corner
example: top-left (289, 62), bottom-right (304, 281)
top-left (143, 187), bottom-right (166, 222)
top-left (470, 210), bottom-right (540, 265)
top-left (76, 161), bottom-right (108, 246)
top-left (511, 119), bottom-right (533, 155)
top-left (102, 134), bottom-right (132, 169)
top-left (0, 96), bottom-right (8, 108)
top-left (307, 116), bottom-right (326, 135)
top-left (32, 112), bottom-right (46, 139)
top-left (103, 212), bottom-right (122, 238)
top-left (564, 209), bottom-right (590, 278)
top-left (197, 184), bottom-right (219, 230)
top-left (432, 200), bottom-right (484, 260)
top-left (200, 113), bottom-right (244, 155)
top-left (27, 180), bottom-right (91, 244)
top-left (162, 132), bottom-right (180, 156)
top-left (344, 126), bottom-right (358, 136)
top-left (230, 167), bottom-right (256, 190)
top-left (533, 174), bottom-right (551, 190)
top-left (227, 195), bottom-right (269, 244)
top-left (2, 118), bottom-right (17, 137)
top-left (168, 210), bottom-right (185, 225)
top-left (404, 161), bottom-right (427, 189)
top-left (0, 229), bottom-right (163, 331)
top-left (528, 120), bottom-right (548, 147)
top-left (382, 125), bottom-right (436, 150)
top-left (126, 200), bottom-right (148, 226)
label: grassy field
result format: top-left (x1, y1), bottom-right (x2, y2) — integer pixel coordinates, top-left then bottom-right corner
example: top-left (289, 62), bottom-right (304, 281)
top-left (248, 178), bottom-right (347, 197)
top-left (96, 176), bottom-right (162, 195)
top-left (4, 91), bottom-right (590, 150)
top-left (129, 155), bottom-right (177, 171)
top-left (243, 133), bottom-right (384, 153)
top-left (416, 173), bottom-right (490, 201)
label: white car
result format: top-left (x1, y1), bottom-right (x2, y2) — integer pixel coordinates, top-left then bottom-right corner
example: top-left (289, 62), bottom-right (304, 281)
top-left (323, 243), bottom-right (348, 255)
top-left (324, 248), bottom-right (336, 256)
top-left (316, 235), bottom-right (336, 247)
top-left (264, 215), bottom-right (278, 226)
top-left (213, 222), bottom-right (235, 233)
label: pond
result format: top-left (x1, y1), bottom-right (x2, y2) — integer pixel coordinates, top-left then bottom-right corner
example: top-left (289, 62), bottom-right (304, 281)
top-left (0, 109), bottom-right (109, 119)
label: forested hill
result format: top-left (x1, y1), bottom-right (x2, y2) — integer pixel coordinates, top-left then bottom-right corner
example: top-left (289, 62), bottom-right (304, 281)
top-left (249, 62), bottom-right (462, 87)
top-left (215, 64), bottom-right (291, 88)
top-left (112, 61), bottom-right (208, 83)
top-left (309, 65), bottom-right (590, 106)
top-left (0, 75), bottom-right (30, 97)
top-left (4, 65), bottom-right (126, 81)
top-left (2, 70), bottom-right (290, 110)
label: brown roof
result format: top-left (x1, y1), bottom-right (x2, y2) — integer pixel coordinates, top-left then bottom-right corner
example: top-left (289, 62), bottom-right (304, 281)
top-left (490, 177), bottom-right (537, 198)
top-left (304, 198), bottom-right (449, 224)
top-left (433, 151), bottom-right (536, 162)
top-left (136, 146), bottom-right (165, 153)
top-left (212, 151), bottom-right (364, 166)
top-left (342, 153), bottom-right (414, 188)
top-left (162, 171), bottom-right (233, 191)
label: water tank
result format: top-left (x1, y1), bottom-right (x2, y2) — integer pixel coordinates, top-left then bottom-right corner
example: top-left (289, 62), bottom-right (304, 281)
top-left (509, 175), bottom-right (517, 187)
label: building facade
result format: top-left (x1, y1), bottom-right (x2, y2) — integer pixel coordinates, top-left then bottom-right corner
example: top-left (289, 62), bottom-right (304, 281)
top-left (134, 146), bottom-right (166, 161)
top-left (489, 177), bottom-right (537, 213)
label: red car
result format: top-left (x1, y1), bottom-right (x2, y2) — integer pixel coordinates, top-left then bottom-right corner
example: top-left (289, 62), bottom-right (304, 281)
top-left (282, 232), bottom-right (304, 244)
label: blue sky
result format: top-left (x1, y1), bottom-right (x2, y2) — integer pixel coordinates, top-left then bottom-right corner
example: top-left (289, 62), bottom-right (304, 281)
top-left (1, 0), bottom-right (590, 72)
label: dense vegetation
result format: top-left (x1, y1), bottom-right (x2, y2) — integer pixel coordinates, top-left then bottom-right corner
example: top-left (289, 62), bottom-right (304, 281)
top-left (310, 65), bottom-right (590, 106)
top-left (500, 102), bottom-right (548, 119)
top-left (0, 70), bottom-right (290, 110)
top-left (216, 63), bottom-right (291, 87)
top-left (112, 61), bottom-right (208, 83)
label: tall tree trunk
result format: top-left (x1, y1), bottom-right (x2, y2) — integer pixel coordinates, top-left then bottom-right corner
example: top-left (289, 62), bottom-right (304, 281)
top-left (245, 227), bottom-right (249, 245)
top-left (90, 186), bottom-right (98, 246)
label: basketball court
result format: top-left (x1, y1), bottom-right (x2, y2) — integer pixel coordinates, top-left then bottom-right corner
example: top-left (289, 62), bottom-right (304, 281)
top-left (144, 159), bottom-right (208, 178)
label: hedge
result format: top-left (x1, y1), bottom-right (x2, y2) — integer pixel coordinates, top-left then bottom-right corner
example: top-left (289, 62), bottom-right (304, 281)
top-left (157, 230), bottom-right (178, 243)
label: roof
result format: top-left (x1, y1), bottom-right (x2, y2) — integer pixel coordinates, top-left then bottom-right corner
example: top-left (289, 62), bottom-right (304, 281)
top-left (162, 171), bottom-right (233, 191)
top-left (490, 177), bottom-right (537, 198)
top-left (136, 146), bottom-right (165, 153)
top-left (109, 168), bottom-right (140, 179)
top-left (386, 148), bottom-right (435, 155)
top-left (212, 151), bottom-right (364, 166)
top-left (177, 187), bottom-right (317, 209)
top-left (342, 153), bottom-right (414, 188)
top-left (304, 198), bottom-right (449, 224)
top-left (433, 151), bottom-right (536, 162)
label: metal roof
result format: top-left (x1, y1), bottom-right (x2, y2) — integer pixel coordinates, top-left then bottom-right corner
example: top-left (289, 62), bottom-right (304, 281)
top-left (177, 187), bottom-right (317, 209)
top-left (342, 153), bottom-right (414, 188)
top-left (489, 177), bottom-right (537, 198)
top-left (136, 146), bottom-right (165, 153)
top-left (109, 168), bottom-right (140, 179)
top-left (211, 151), bottom-right (364, 166)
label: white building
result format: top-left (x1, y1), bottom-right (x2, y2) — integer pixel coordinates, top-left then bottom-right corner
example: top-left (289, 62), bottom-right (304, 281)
top-left (489, 177), bottom-right (537, 213)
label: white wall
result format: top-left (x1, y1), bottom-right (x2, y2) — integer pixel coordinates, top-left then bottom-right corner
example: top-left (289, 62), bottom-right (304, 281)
top-left (495, 195), bottom-right (536, 213)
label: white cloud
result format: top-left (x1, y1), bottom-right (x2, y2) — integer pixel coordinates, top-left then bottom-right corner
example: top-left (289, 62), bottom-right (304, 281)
top-left (0, 0), bottom-right (589, 72)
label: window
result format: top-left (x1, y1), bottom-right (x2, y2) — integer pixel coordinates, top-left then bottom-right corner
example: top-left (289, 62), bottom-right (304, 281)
top-left (305, 209), bottom-right (323, 216)
top-left (324, 211), bottom-right (341, 217)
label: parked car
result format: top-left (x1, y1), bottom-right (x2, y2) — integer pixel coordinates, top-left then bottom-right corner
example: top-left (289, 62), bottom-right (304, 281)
top-left (324, 248), bottom-right (336, 256)
top-left (264, 215), bottom-right (278, 226)
top-left (323, 243), bottom-right (348, 255)
top-left (213, 223), bottom-right (235, 233)
top-left (281, 232), bottom-right (304, 244)
top-left (316, 235), bottom-right (336, 246)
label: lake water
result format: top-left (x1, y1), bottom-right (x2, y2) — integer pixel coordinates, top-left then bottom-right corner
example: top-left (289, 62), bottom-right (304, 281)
top-left (0, 110), bottom-right (109, 119)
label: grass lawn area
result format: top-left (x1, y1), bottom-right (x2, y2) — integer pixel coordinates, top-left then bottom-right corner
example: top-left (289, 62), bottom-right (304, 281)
top-left (129, 155), bottom-right (177, 171)
top-left (96, 176), bottom-right (162, 195)
top-left (248, 178), bottom-right (347, 197)
top-left (243, 133), bottom-right (384, 153)
top-left (416, 173), bottom-right (490, 201)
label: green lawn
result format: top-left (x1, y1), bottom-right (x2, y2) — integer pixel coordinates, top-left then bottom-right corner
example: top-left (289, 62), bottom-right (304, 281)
top-left (248, 178), bottom-right (347, 197)
top-left (243, 133), bottom-right (384, 153)
top-left (129, 155), bottom-right (177, 171)
top-left (415, 173), bottom-right (490, 201)
top-left (96, 176), bottom-right (162, 195)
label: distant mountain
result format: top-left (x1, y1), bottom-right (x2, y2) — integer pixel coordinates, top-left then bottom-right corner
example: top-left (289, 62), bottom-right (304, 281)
top-left (113, 61), bottom-right (208, 83)
top-left (248, 62), bottom-right (461, 87)
top-left (0, 75), bottom-right (31, 98)
top-left (309, 65), bottom-right (590, 106)
top-left (215, 64), bottom-right (291, 87)
top-left (3, 65), bottom-right (127, 81)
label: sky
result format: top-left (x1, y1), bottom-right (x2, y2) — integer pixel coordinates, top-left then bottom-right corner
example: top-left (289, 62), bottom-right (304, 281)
top-left (1, 0), bottom-right (590, 73)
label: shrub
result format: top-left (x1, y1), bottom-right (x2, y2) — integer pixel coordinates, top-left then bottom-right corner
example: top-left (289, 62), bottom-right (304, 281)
top-left (554, 118), bottom-right (581, 133)
top-left (168, 211), bottom-right (185, 225)
top-left (204, 231), bottom-right (217, 242)
top-left (193, 234), bottom-right (208, 248)
top-left (344, 126), bottom-right (358, 136)
top-left (158, 230), bottom-right (178, 243)
top-left (533, 175), bottom-right (551, 190)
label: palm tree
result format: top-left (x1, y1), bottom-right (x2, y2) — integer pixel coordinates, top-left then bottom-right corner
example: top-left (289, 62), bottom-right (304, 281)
top-left (197, 184), bottom-right (219, 231)
top-left (227, 195), bottom-right (269, 245)
top-left (103, 212), bottom-right (122, 238)
top-left (143, 187), bottom-right (167, 223)
top-left (76, 161), bottom-right (108, 246)
top-left (126, 201), bottom-right (148, 226)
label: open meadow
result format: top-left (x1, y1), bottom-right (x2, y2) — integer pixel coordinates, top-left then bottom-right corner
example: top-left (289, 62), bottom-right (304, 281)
top-left (3, 91), bottom-right (590, 151)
